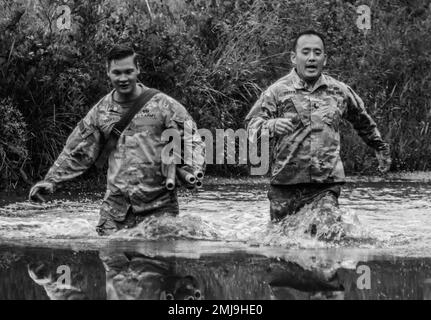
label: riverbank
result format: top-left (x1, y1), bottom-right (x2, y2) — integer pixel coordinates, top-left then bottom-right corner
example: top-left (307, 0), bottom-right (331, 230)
top-left (2, 171), bottom-right (431, 194)
top-left (205, 171), bottom-right (431, 185)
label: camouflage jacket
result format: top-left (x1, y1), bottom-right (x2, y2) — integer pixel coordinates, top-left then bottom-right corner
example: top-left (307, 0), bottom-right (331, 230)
top-left (245, 69), bottom-right (389, 185)
top-left (45, 83), bottom-right (205, 212)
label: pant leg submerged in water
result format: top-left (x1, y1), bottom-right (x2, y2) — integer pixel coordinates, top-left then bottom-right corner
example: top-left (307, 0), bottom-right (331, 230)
top-left (305, 190), bottom-right (341, 237)
top-left (268, 183), bottom-right (342, 221)
top-left (96, 190), bottom-right (179, 236)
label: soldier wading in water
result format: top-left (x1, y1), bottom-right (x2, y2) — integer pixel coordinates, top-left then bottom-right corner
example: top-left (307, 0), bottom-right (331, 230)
top-left (29, 45), bottom-right (205, 236)
top-left (246, 30), bottom-right (391, 236)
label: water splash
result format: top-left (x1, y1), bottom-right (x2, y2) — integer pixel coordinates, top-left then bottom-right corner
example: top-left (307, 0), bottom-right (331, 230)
top-left (1, 182), bottom-right (431, 255)
top-left (113, 214), bottom-right (220, 240)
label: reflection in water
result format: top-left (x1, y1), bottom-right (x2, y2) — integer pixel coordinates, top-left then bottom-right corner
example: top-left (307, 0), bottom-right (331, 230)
top-left (99, 249), bottom-right (202, 300)
top-left (7, 245), bottom-right (348, 300)
top-left (2, 245), bottom-right (431, 300)
top-left (267, 263), bottom-right (344, 300)
top-left (28, 263), bottom-right (89, 300)
top-left (24, 247), bottom-right (203, 300)
top-left (0, 246), bottom-right (105, 300)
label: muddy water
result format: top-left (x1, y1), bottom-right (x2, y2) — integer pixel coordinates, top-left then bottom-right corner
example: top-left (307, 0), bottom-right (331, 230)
top-left (1, 181), bottom-right (431, 299)
top-left (1, 182), bottom-right (431, 253)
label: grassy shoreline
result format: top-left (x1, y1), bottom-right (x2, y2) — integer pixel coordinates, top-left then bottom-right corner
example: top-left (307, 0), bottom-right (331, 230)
top-left (204, 171), bottom-right (431, 185)
top-left (1, 171), bottom-right (430, 195)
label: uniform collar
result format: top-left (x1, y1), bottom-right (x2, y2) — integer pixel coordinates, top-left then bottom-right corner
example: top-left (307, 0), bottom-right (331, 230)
top-left (290, 68), bottom-right (328, 92)
top-left (109, 82), bottom-right (147, 103)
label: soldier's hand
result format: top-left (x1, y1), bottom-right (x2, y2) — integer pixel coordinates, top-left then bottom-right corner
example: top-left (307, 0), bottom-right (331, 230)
top-left (375, 149), bottom-right (392, 174)
top-left (29, 181), bottom-right (55, 202)
top-left (274, 118), bottom-right (296, 136)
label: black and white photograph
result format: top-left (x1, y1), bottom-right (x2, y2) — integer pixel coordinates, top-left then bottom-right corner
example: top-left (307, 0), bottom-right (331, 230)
top-left (1, 0), bottom-right (431, 306)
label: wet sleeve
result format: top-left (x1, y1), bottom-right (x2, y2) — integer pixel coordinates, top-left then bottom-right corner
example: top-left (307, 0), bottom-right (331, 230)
top-left (245, 88), bottom-right (278, 143)
top-left (44, 106), bottom-right (102, 184)
top-left (163, 96), bottom-right (206, 174)
top-left (343, 86), bottom-right (389, 152)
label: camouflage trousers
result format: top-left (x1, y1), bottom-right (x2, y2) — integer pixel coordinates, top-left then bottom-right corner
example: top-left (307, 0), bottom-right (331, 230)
top-left (268, 183), bottom-right (342, 221)
top-left (96, 190), bottom-right (179, 236)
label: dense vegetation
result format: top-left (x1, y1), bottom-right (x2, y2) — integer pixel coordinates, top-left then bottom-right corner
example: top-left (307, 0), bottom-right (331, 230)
top-left (1, 0), bottom-right (431, 189)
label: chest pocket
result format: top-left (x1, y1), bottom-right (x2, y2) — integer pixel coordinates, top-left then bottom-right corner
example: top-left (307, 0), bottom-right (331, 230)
top-left (278, 95), bottom-right (296, 116)
top-left (315, 97), bottom-right (341, 131)
top-left (290, 96), bottom-right (311, 127)
top-left (277, 96), bottom-right (302, 130)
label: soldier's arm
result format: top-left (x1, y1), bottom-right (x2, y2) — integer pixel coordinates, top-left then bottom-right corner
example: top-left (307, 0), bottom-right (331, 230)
top-left (245, 88), bottom-right (278, 143)
top-left (43, 105), bottom-right (103, 185)
top-left (163, 95), bottom-right (206, 175)
top-left (343, 86), bottom-right (389, 152)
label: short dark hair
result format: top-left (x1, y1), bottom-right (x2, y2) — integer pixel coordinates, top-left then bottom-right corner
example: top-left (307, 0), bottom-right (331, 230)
top-left (106, 45), bottom-right (138, 69)
top-left (292, 30), bottom-right (326, 52)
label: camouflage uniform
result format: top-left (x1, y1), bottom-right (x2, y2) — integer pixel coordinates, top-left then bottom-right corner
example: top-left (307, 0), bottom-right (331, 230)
top-left (246, 69), bottom-right (389, 220)
top-left (44, 83), bottom-right (205, 235)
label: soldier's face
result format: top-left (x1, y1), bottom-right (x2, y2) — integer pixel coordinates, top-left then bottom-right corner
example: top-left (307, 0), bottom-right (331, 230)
top-left (291, 35), bottom-right (327, 83)
top-left (107, 55), bottom-right (140, 96)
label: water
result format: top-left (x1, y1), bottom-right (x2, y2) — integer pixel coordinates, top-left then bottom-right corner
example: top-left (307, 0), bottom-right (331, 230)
top-left (1, 181), bottom-right (431, 299)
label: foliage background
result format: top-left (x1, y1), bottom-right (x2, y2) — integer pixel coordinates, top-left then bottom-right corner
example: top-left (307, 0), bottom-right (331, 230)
top-left (1, 0), bottom-right (431, 189)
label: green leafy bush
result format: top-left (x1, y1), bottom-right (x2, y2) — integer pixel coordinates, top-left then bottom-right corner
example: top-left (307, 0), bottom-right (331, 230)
top-left (0, 98), bottom-right (29, 188)
top-left (1, 0), bottom-right (431, 188)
